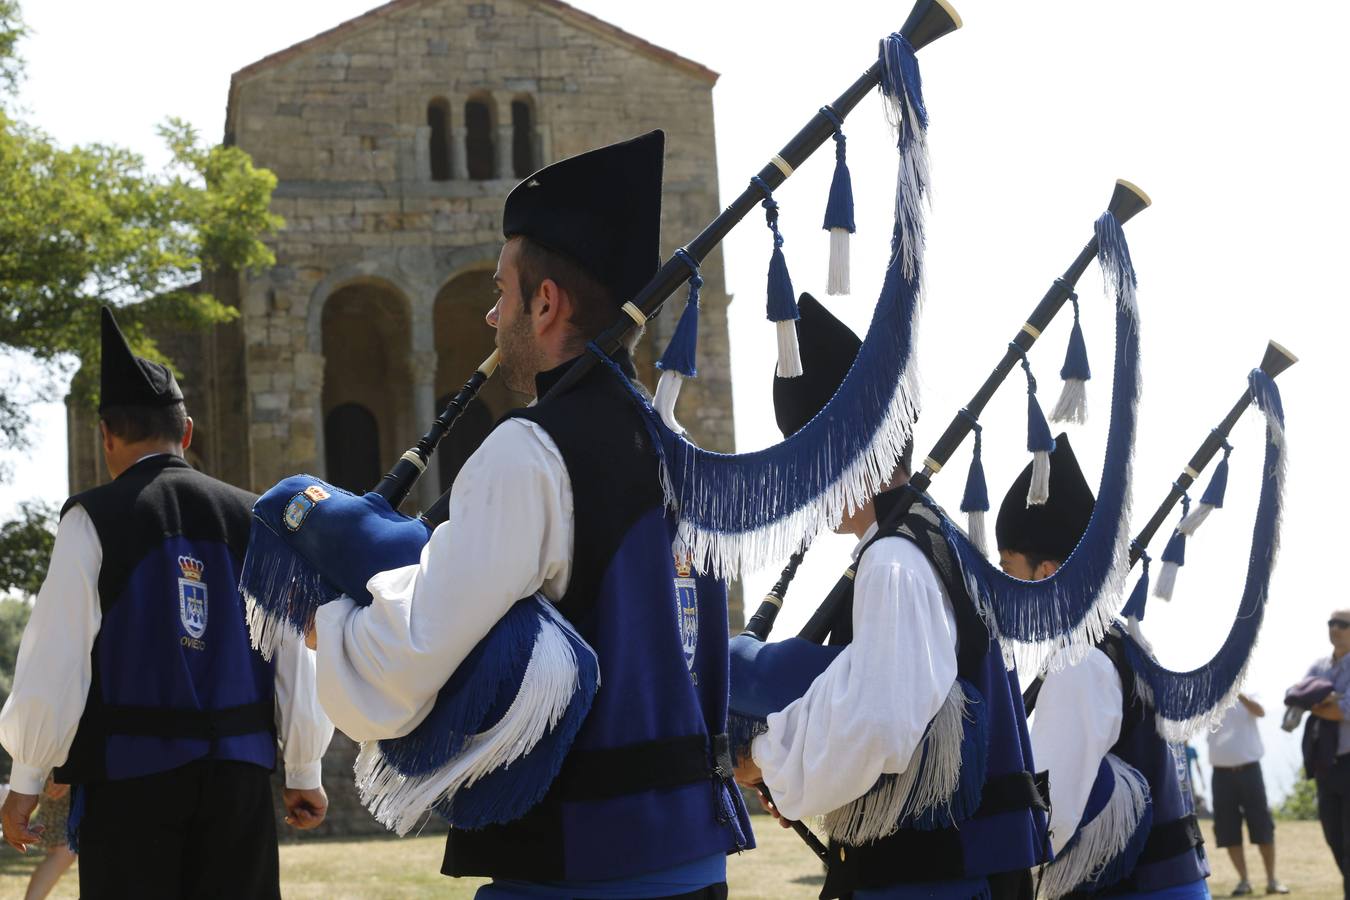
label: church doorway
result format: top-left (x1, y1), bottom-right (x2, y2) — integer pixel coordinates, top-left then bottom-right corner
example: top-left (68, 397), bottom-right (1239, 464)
top-left (320, 280), bottom-right (414, 494)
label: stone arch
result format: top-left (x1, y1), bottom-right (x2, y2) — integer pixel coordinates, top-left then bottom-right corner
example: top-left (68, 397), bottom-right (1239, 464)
top-left (320, 280), bottom-right (414, 493)
top-left (509, 95), bottom-right (537, 178)
top-left (426, 97), bottom-right (452, 181)
top-left (464, 94), bottom-right (496, 180)
top-left (433, 267), bottom-right (521, 490)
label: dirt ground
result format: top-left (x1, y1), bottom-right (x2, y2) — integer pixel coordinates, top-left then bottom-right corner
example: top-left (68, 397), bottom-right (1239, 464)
top-left (0, 817), bottom-right (1342, 898)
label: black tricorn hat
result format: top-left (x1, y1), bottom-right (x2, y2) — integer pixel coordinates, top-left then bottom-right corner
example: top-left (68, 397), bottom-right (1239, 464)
top-left (502, 130), bottom-right (664, 308)
top-left (995, 433), bottom-right (1095, 562)
top-left (772, 293), bottom-right (862, 438)
top-left (99, 307), bottom-right (183, 412)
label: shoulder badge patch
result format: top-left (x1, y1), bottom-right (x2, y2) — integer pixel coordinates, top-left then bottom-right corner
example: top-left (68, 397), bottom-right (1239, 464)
top-left (674, 552), bottom-right (698, 673)
top-left (177, 555), bottom-right (208, 640)
top-left (283, 484), bottom-right (329, 532)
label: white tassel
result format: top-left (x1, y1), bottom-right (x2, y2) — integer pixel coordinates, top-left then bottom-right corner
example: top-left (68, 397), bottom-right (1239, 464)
top-left (1027, 450), bottom-right (1051, 505)
top-left (822, 680), bottom-right (969, 844)
top-left (354, 600), bottom-right (596, 835)
top-left (1039, 755), bottom-right (1151, 900)
top-left (966, 510), bottom-right (988, 558)
top-left (1152, 561), bottom-right (1179, 601)
top-left (775, 320), bottom-right (803, 378)
top-left (652, 370), bottom-right (687, 435)
top-left (1176, 502), bottom-right (1214, 537)
top-left (827, 228), bottom-right (851, 296)
top-left (1050, 378), bottom-right (1088, 425)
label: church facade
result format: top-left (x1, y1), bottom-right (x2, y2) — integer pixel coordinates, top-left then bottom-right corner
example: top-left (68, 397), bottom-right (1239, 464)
top-left (68, 0), bottom-right (734, 516)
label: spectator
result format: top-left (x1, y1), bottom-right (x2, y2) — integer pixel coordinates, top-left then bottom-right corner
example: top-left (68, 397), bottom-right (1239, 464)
top-left (1208, 692), bottom-right (1288, 895)
top-left (1306, 608), bottom-right (1350, 899)
top-left (23, 777), bottom-right (76, 900)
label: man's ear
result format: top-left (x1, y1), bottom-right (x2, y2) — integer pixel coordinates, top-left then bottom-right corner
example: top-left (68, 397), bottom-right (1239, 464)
top-left (531, 278), bottom-right (571, 335)
top-left (181, 417), bottom-right (194, 451)
top-left (99, 420), bottom-right (114, 455)
top-left (1035, 559), bottom-right (1062, 580)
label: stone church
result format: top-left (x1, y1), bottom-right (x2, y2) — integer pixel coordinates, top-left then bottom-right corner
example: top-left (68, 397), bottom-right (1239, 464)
top-left (65, 0), bottom-right (737, 835)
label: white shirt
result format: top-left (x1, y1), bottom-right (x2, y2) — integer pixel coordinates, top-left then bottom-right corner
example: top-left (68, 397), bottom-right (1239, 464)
top-left (0, 504), bottom-right (333, 795)
top-left (1029, 647), bottom-right (1124, 854)
top-left (315, 418), bottom-right (574, 741)
top-left (1207, 699), bottom-right (1264, 767)
top-left (750, 524), bottom-right (960, 822)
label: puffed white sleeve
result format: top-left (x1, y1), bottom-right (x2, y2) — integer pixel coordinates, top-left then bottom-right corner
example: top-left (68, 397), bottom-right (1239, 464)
top-left (0, 505), bottom-right (103, 795)
top-left (1030, 647), bottom-right (1123, 854)
top-left (750, 537), bottom-right (959, 821)
top-left (314, 419), bottom-right (573, 742)
top-left (272, 630), bottom-right (334, 790)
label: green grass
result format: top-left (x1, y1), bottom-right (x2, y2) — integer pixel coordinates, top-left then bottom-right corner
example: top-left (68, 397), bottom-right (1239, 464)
top-left (1, 818), bottom-right (1342, 898)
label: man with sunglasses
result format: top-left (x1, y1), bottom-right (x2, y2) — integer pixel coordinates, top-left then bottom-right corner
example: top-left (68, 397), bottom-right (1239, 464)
top-left (1305, 611), bottom-right (1350, 897)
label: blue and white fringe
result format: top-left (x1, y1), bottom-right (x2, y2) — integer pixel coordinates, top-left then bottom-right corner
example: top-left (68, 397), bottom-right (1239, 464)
top-left (354, 596), bottom-right (599, 835)
top-left (1178, 440), bottom-right (1231, 536)
top-left (1124, 371), bottom-right (1287, 742)
top-left (1039, 755), bottom-right (1152, 899)
top-left (878, 33), bottom-right (930, 281)
top-left (943, 212), bottom-right (1141, 673)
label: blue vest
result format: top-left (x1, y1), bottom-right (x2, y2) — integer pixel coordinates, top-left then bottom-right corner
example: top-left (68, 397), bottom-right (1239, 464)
top-left (1089, 633), bottom-right (1209, 895)
top-left (440, 353), bottom-right (751, 883)
top-left (819, 494), bottom-right (1050, 900)
top-left (55, 455), bottom-right (275, 785)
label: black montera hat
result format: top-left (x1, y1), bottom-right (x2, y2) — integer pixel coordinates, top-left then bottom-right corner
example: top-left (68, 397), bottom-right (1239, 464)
top-left (772, 293), bottom-right (862, 438)
top-left (99, 307), bottom-right (183, 412)
top-left (502, 130), bottom-right (664, 307)
top-left (995, 433), bottom-right (1095, 562)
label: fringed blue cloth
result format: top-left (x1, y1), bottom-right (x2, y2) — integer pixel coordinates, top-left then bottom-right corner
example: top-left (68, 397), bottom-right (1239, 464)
top-left (1123, 371), bottom-right (1288, 742)
top-left (240, 477), bottom-right (433, 659)
top-left (652, 249), bottom-right (703, 434)
top-left (1051, 294), bottom-right (1091, 424)
top-left (1039, 754), bottom-right (1153, 899)
top-left (959, 416), bottom-right (990, 557)
top-left (821, 105), bottom-right (856, 296)
top-left (1179, 440), bottom-right (1232, 536)
top-left (356, 596), bottom-right (600, 834)
top-left (878, 32), bottom-right (929, 280)
top-left (940, 212), bottom-right (1141, 667)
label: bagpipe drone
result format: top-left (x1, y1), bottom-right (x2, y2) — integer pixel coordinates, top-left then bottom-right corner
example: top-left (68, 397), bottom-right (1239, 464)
top-left (1035, 343), bottom-right (1294, 899)
top-left (239, 0), bottom-right (965, 835)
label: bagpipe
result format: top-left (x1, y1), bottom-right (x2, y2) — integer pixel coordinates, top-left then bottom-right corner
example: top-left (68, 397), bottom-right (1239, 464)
top-left (239, 0), bottom-right (966, 836)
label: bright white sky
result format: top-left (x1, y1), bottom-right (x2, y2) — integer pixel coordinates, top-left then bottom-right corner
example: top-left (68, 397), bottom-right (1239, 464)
top-left (4, 0), bottom-right (1348, 802)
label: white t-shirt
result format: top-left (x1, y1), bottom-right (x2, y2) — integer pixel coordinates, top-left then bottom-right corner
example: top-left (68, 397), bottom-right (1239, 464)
top-left (1207, 700), bottom-right (1264, 768)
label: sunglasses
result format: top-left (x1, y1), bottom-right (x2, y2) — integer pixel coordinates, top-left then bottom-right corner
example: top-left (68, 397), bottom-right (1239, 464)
top-left (1329, 620), bottom-right (1350, 630)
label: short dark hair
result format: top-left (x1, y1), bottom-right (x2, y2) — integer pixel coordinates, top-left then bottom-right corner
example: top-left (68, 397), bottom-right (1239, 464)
top-left (101, 402), bottom-right (188, 444)
top-left (515, 237), bottom-right (624, 347)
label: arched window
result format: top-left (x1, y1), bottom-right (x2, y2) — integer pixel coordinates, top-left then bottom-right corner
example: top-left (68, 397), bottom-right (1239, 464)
top-left (511, 99), bottom-right (534, 177)
top-left (325, 403), bottom-right (381, 493)
top-left (436, 396), bottom-right (495, 494)
top-left (427, 98), bottom-right (452, 181)
top-left (465, 99), bottom-right (494, 180)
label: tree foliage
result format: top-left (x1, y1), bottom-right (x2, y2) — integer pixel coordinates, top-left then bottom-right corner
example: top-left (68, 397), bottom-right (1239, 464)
top-left (0, 500), bottom-right (54, 598)
top-left (1276, 767), bottom-right (1319, 821)
top-left (0, 0), bottom-right (282, 445)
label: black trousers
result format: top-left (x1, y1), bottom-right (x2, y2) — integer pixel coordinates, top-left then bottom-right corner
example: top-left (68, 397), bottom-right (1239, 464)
top-left (1317, 755), bottom-right (1350, 899)
top-left (78, 758), bottom-right (280, 900)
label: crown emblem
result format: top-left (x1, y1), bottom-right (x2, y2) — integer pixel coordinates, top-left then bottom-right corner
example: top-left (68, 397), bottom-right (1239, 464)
top-left (178, 556), bottom-right (205, 581)
top-left (674, 553), bottom-right (693, 579)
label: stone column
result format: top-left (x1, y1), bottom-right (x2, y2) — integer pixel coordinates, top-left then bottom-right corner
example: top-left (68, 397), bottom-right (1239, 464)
top-left (496, 125), bottom-right (514, 180)
top-left (410, 351), bottom-right (440, 511)
top-left (451, 126), bottom-right (470, 181)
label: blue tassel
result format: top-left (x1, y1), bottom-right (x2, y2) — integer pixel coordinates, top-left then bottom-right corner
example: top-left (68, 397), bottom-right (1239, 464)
top-left (1122, 372), bottom-right (1287, 740)
top-left (1120, 552), bottom-right (1151, 623)
top-left (653, 251), bottom-right (703, 434)
top-left (1015, 349), bottom-right (1057, 505)
top-left (821, 106), bottom-right (855, 296)
top-left (752, 176), bottom-right (802, 378)
top-left (1179, 441), bottom-right (1231, 535)
top-left (959, 416), bottom-right (990, 556)
top-left (66, 784), bottom-right (84, 853)
top-left (1153, 493), bottom-right (1189, 602)
top-left (1051, 294), bottom-right (1091, 424)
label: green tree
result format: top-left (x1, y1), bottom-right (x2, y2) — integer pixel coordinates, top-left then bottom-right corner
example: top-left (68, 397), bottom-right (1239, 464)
top-left (0, 0), bottom-right (281, 589)
top-left (1276, 767), bottom-right (1319, 821)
